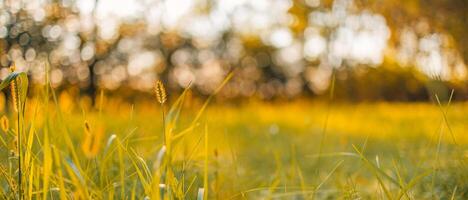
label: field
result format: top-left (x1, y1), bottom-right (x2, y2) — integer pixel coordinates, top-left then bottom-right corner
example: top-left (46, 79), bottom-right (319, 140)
top-left (2, 0), bottom-right (468, 199)
top-left (0, 79), bottom-right (467, 199)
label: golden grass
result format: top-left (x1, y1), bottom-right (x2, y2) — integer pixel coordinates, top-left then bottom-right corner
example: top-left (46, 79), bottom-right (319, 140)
top-left (0, 70), bottom-right (466, 199)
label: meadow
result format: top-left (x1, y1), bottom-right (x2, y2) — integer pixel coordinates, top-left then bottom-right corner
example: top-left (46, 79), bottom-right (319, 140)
top-left (1, 0), bottom-right (467, 198)
top-left (0, 72), bottom-right (466, 199)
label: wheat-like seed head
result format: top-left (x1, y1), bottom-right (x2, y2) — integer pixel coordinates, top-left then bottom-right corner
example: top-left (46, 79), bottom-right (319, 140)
top-left (1, 115), bottom-right (8, 132)
top-left (10, 80), bottom-right (19, 113)
top-left (9, 63), bottom-right (19, 112)
top-left (154, 80), bottom-right (167, 104)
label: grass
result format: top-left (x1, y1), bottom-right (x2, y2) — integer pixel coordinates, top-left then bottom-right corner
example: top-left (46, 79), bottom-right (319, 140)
top-left (0, 72), bottom-right (467, 199)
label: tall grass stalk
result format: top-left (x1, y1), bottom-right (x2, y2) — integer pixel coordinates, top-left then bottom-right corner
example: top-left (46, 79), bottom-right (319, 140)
top-left (155, 80), bottom-right (167, 145)
top-left (314, 68), bottom-right (336, 195)
top-left (12, 73), bottom-right (22, 199)
top-left (154, 80), bottom-right (168, 198)
top-left (0, 64), bottom-right (28, 199)
top-left (203, 124), bottom-right (208, 200)
top-left (317, 69), bottom-right (335, 158)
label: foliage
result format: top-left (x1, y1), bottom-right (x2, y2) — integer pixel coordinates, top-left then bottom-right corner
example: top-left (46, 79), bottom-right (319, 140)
top-left (0, 71), bottom-right (466, 199)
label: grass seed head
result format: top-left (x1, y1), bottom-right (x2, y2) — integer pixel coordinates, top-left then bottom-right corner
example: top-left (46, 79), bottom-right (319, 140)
top-left (9, 63), bottom-right (19, 112)
top-left (1, 115), bottom-right (8, 132)
top-left (154, 80), bottom-right (167, 104)
top-left (81, 121), bottom-right (104, 158)
top-left (10, 81), bottom-right (19, 113)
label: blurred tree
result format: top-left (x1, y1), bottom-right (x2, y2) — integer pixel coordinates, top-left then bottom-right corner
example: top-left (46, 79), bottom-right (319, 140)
top-left (0, 0), bottom-right (467, 102)
top-left (367, 0), bottom-right (468, 64)
top-left (333, 58), bottom-right (430, 101)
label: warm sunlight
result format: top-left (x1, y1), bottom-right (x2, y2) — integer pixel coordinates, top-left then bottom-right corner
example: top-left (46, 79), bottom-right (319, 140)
top-left (0, 0), bottom-right (467, 199)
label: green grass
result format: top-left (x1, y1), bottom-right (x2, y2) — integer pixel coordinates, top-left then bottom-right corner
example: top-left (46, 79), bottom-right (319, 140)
top-left (0, 75), bottom-right (467, 199)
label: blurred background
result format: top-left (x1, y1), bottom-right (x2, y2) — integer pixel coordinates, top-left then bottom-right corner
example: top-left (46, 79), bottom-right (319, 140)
top-left (0, 0), bottom-right (467, 102)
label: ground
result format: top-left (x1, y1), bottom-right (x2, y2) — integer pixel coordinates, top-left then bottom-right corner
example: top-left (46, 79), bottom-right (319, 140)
top-left (1, 93), bottom-right (467, 199)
